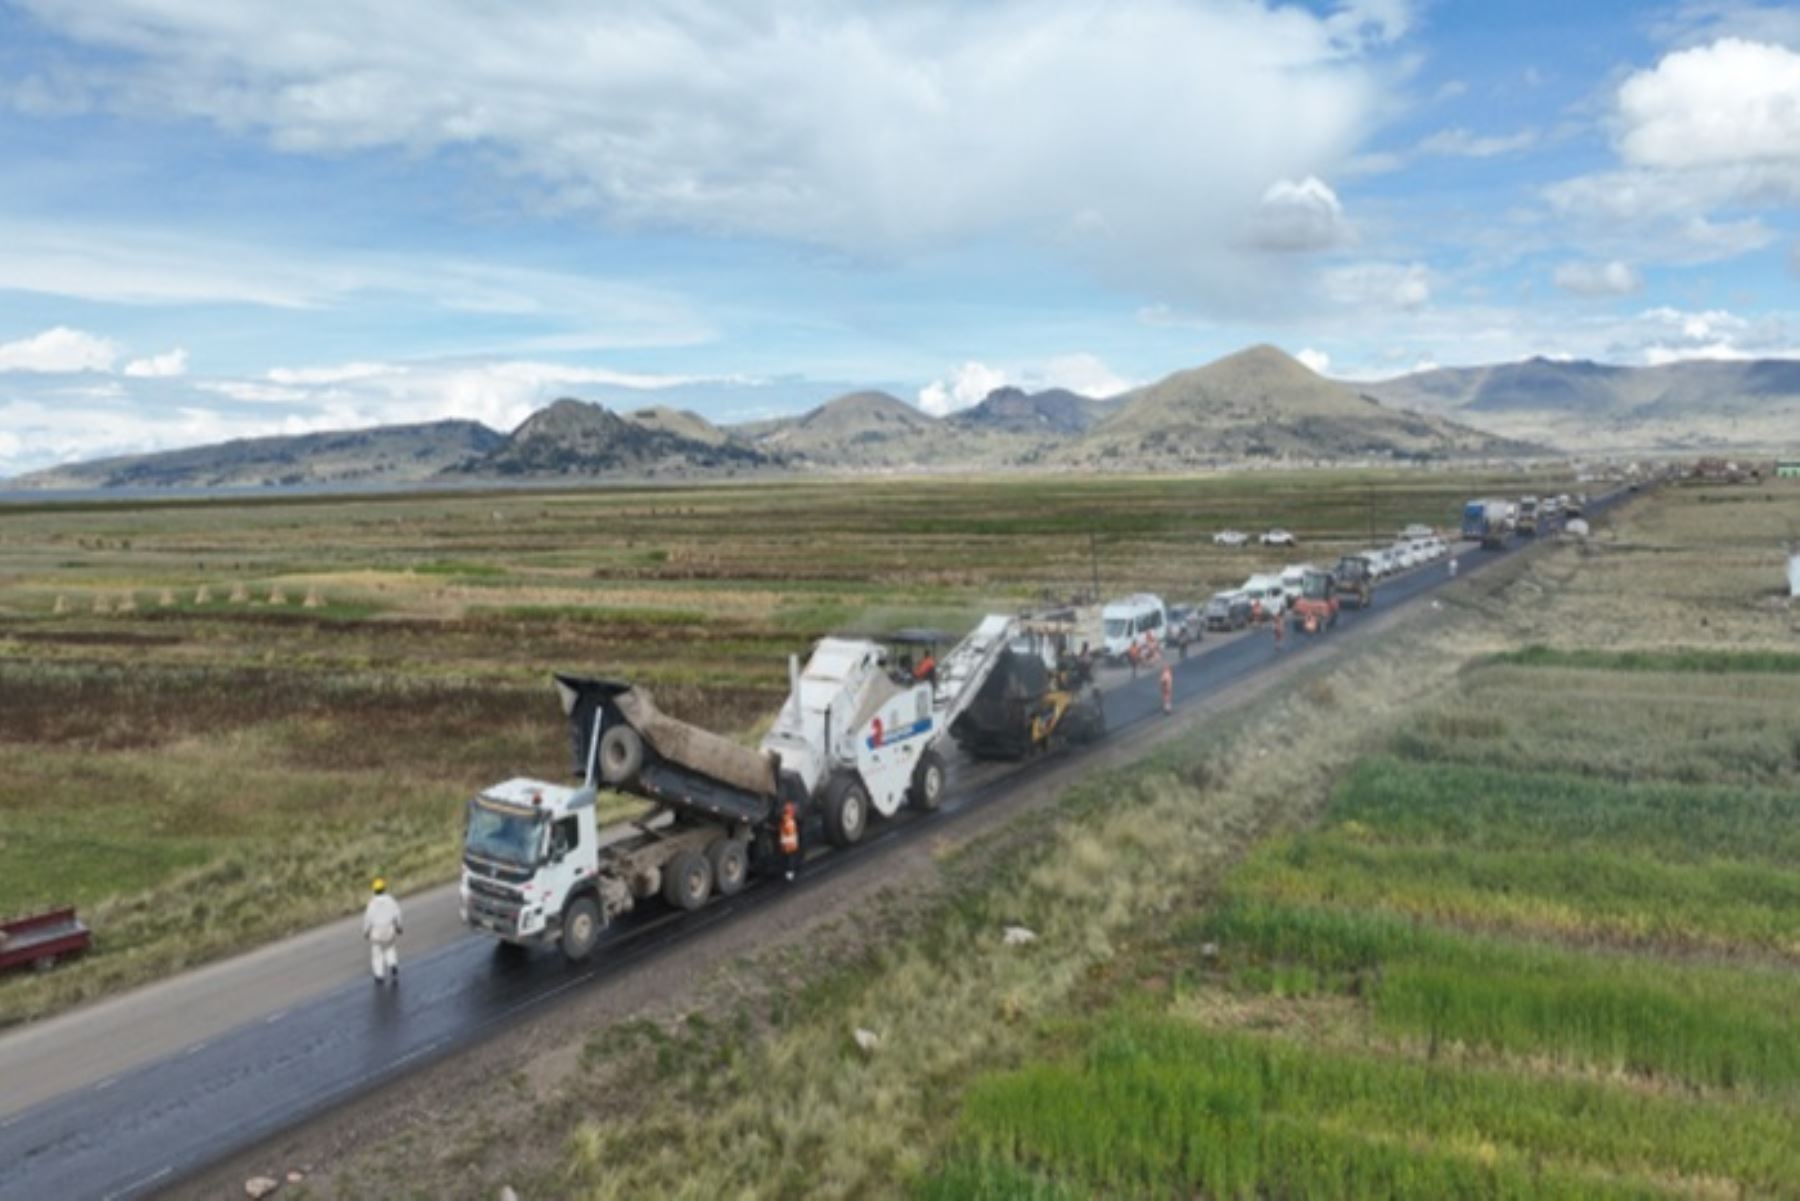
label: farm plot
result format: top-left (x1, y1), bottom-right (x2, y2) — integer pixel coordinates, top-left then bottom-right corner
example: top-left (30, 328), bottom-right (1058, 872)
top-left (916, 483), bottom-right (1800, 1199)
top-left (925, 647), bottom-right (1800, 1198)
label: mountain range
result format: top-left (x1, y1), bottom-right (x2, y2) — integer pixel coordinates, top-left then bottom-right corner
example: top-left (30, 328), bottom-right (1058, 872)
top-left (9, 346), bottom-right (1795, 490)
top-left (1363, 357), bottom-right (1800, 453)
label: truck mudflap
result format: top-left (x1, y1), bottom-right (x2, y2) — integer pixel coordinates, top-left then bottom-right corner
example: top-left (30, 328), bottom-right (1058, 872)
top-left (555, 674), bottom-right (777, 827)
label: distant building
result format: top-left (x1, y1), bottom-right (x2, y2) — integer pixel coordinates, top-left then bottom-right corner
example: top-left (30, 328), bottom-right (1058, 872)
top-left (1777, 460), bottom-right (1800, 479)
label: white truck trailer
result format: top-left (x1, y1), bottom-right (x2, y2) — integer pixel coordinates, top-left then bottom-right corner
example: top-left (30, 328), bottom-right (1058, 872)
top-left (460, 616), bottom-right (1093, 961)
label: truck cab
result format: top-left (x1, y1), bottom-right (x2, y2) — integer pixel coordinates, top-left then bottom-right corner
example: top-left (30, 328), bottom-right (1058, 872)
top-left (461, 777), bottom-right (608, 955)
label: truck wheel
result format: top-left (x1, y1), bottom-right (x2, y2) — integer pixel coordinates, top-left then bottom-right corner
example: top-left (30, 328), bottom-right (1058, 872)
top-left (663, 849), bottom-right (713, 910)
top-left (707, 837), bottom-right (748, 897)
top-left (910, 748), bottom-right (947, 812)
top-left (823, 774), bottom-right (870, 847)
top-left (598, 725), bottom-right (644, 786)
top-left (560, 895), bottom-right (603, 962)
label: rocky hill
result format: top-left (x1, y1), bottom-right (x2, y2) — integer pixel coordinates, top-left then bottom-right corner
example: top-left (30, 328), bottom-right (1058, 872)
top-left (453, 398), bottom-right (775, 478)
top-left (1363, 357), bottom-right (1800, 452)
top-left (744, 390), bottom-right (965, 468)
top-left (1066, 346), bottom-right (1528, 466)
top-left (947, 386), bottom-right (1116, 437)
top-left (626, 405), bottom-right (739, 448)
top-left (8, 420), bottom-right (505, 490)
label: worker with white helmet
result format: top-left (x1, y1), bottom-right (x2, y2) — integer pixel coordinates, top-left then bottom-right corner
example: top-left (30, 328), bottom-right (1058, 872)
top-left (362, 878), bottom-right (403, 984)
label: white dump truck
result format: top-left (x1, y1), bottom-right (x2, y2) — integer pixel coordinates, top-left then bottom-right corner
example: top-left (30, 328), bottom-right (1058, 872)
top-left (460, 616), bottom-right (1099, 961)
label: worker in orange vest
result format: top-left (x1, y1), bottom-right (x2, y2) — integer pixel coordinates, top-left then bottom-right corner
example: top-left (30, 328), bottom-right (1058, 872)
top-left (779, 801), bottom-right (802, 881)
top-left (1159, 664), bottom-right (1174, 715)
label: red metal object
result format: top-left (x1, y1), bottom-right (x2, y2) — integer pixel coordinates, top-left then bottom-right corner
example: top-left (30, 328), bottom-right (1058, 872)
top-left (0, 907), bottom-right (92, 973)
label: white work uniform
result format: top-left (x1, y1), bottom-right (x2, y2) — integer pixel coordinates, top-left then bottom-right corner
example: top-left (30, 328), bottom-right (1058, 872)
top-left (362, 893), bottom-right (403, 981)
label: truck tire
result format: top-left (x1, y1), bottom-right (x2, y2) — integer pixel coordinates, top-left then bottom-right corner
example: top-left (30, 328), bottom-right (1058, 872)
top-left (560, 895), bottom-right (603, 962)
top-left (822, 774), bottom-right (870, 848)
top-left (597, 725), bottom-right (644, 785)
top-left (910, 748), bottom-right (947, 812)
top-left (707, 837), bottom-right (748, 897)
top-left (663, 848), bottom-right (713, 911)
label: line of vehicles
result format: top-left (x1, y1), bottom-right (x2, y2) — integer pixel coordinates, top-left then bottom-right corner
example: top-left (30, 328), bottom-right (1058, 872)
top-left (1205, 527), bottom-right (1455, 633)
top-left (456, 498), bottom-right (1551, 965)
top-left (1462, 490), bottom-right (1585, 547)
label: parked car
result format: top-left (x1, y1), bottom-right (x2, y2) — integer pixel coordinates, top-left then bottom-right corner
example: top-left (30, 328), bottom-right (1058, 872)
top-left (1213, 529), bottom-right (1249, 547)
top-left (1241, 574), bottom-right (1288, 621)
top-left (1260, 528), bottom-right (1298, 547)
top-left (1400, 523), bottom-right (1435, 540)
top-left (1204, 590), bottom-right (1253, 631)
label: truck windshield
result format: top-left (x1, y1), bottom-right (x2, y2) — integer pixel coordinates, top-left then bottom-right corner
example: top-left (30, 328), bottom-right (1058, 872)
top-left (1103, 618), bottom-right (1130, 638)
top-left (1303, 575), bottom-right (1330, 600)
top-left (465, 801), bottom-right (544, 866)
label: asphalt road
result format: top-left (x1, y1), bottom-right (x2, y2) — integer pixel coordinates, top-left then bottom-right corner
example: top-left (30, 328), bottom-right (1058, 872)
top-left (0, 501), bottom-right (1623, 1201)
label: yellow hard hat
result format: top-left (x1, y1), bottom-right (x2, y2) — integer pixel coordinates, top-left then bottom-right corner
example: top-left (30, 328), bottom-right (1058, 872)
top-left (372, 877), bottom-right (387, 894)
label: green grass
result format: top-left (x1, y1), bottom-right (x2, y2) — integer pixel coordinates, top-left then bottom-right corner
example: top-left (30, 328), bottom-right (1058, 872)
top-left (1493, 644), bottom-right (1800, 674)
top-left (1197, 899), bottom-right (1800, 1093)
top-left (1236, 836), bottom-right (1800, 957)
top-left (1327, 756), bottom-right (1800, 867)
top-left (943, 1016), bottom-right (1797, 1199)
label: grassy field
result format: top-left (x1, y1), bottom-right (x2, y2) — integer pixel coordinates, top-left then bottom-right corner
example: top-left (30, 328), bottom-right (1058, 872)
top-left (916, 481), bottom-right (1800, 1199)
top-left (0, 469), bottom-right (1551, 1024)
top-left (300, 476), bottom-right (1800, 1200)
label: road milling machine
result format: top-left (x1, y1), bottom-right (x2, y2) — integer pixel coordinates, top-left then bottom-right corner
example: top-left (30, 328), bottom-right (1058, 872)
top-left (459, 614), bottom-right (1104, 962)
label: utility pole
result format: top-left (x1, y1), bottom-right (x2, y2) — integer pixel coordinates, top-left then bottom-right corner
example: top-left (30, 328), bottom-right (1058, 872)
top-left (1089, 530), bottom-right (1101, 603)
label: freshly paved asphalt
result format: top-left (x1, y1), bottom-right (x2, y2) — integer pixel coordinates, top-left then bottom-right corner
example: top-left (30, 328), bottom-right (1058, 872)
top-left (0, 496), bottom-right (1624, 1200)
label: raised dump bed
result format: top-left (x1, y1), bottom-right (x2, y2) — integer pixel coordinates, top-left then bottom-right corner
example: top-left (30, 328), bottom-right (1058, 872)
top-left (555, 674), bottom-right (779, 827)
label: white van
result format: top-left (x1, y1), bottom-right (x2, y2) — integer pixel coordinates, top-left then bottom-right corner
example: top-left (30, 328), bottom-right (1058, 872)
top-left (1241, 574), bottom-right (1288, 621)
top-left (1101, 593), bottom-right (1168, 663)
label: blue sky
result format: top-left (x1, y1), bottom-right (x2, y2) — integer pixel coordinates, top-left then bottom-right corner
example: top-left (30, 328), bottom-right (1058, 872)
top-left (1, 0), bottom-right (1797, 474)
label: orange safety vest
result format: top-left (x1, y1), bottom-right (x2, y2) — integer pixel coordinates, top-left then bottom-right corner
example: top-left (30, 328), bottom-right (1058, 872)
top-left (779, 803), bottom-right (800, 855)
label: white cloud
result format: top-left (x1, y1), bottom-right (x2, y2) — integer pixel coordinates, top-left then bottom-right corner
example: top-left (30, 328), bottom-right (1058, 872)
top-left (0, 220), bottom-right (711, 352)
top-left (1553, 260), bottom-right (1643, 297)
top-left (1416, 127), bottom-right (1537, 157)
top-left (123, 347), bottom-right (189, 377)
top-left (1324, 261), bottom-right (1432, 310)
top-left (1038, 353), bottom-right (1133, 399)
top-left (918, 362), bottom-right (1010, 417)
top-left (917, 353), bottom-right (1134, 416)
top-left (1616, 38), bottom-right (1800, 170)
top-left (1632, 305), bottom-right (1800, 364)
top-left (1295, 348), bottom-right (1332, 374)
top-left (266, 361), bottom-right (391, 386)
top-left (0, 326), bottom-right (119, 373)
top-left (1542, 38), bottom-right (1800, 269)
top-left (10, 1), bottom-right (1390, 303)
top-left (1246, 177), bottom-right (1350, 253)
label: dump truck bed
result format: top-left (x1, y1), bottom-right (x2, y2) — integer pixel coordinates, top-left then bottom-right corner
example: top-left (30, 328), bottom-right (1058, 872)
top-left (557, 675), bottom-right (778, 827)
